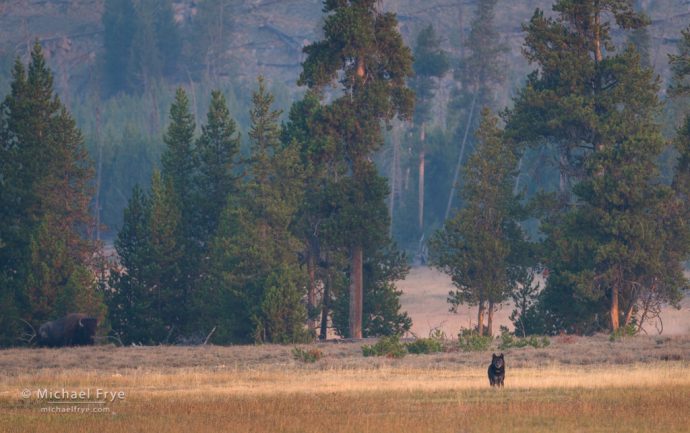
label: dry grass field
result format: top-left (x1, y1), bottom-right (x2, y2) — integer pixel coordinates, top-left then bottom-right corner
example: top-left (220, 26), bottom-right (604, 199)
top-left (1, 266), bottom-right (689, 432)
top-left (1, 335), bottom-right (689, 433)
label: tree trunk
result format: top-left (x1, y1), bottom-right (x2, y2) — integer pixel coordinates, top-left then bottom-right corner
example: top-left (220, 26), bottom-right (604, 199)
top-left (307, 248), bottom-right (317, 334)
top-left (477, 301), bottom-right (485, 336)
top-left (611, 285), bottom-right (620, 331)
top-left (418, 123), bottom-right (426, 232)
top-left (319, 265), bottom-right (331, 340)
top-left (94, 105), bottom-right (102, 241)
top-left (594, 11), bottom-right (603, 63)
top-left (349, 245), bottom-right (363, 339)
top-left (623, 302), bottom-right (635, 328)
top-left (445, 91), bottom-right (477, 220)
top-left (356, 56), bottom-right (365, 79)
top-left (389, 122), bottom-right (401, 237)
top-left (487, 301), bottom-right (494, 337)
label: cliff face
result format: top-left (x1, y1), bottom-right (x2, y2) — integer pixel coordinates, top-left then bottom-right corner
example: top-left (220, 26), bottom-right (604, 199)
top-left (1, 0), bottom-right (688, 101)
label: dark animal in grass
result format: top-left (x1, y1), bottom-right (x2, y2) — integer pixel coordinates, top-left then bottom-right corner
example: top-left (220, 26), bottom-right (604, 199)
top-left (488, 353), bottom-right (505, 387)
top-left (35, 313), bottom-right (98, 347)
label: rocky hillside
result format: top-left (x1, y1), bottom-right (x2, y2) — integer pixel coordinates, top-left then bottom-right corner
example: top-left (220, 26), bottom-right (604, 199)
top-left (2, 0), bottom-right (689, 101)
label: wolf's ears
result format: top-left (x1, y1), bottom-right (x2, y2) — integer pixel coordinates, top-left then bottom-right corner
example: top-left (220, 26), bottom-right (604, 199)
top-left (492, 353), bottom-right (496, 357)
top-left (499, 353), bottom-right (504, 357)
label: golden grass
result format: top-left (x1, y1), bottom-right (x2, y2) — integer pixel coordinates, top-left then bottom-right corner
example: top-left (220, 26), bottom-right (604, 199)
top-left (2, 362), bottom-right (689, 397)
top-left (1, 336), bottom-right (689, 432)
top-left (1, 369), bottom-right (688, 433)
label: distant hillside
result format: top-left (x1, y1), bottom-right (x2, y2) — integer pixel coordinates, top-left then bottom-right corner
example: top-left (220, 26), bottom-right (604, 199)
top-left (2, 0), bottom-right (689, 238)
top-left (2, 0), bottom-right (688, 100)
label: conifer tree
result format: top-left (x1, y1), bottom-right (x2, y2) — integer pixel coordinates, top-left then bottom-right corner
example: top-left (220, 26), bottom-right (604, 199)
top-left (107, 186), bottom-right (156, 344)
top-left (195, 90), bottom-right (240, 245)
top-left (148, 170), bottom-right (184, 339)
top-left (445, 0), bottom-right (507, 220)
top-left (0, 43), bottom-right (102, 344)
top-left (298, 0), bottom-right (414, 338)
top-left (282, 91), bottom-right (338, 337)
top-left (430, 109), bottom-right (523, 336)
top-left (410, 24), bottom-right (449, 234)
top-left (508, 1), bottom-right (687, 333)
top-left (160, 87), bottom-right (197, 332)
top-left (210, 77), bottom-right (308, 343)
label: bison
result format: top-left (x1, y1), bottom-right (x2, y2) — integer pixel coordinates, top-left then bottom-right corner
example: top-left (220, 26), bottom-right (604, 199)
top-left (23, 313), bottom-right (98, 347)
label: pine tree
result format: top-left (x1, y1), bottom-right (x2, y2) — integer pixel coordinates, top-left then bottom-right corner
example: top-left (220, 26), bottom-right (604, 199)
top-left (160, 87), bottom-right (197, 333)
top-left (148, 170), bottom-right (185, 340)
top-left (106, 186), bottom-right (155, 344)
top-left (298, 0), bottom-right (414, 338)
top-left (282, 91), bottom-right (337, 337)
top-left (430, 109), bottom-right (523, 336)
top-left (210, 77), bottom-right (308, 343)
top-left (188, 0), bottom-right (238, 82)
top-left (0, 43), bottom-right (102, 344)
top-left (445, 0), bottom-right (507, 220)
top-left (195, 90), bottom-right (240, 245)
top-left (331, 242), bottom-right (412, 337)
top-left (508, 1), bottom-right (686, 333)
top-left (669, 25), bottom-right (690, 97)
top-left (410, 24), bottom-right (449, 235)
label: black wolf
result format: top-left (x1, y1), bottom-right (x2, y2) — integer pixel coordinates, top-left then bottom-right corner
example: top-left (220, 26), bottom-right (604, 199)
top-left (488, 353), bottom-right (505, 387)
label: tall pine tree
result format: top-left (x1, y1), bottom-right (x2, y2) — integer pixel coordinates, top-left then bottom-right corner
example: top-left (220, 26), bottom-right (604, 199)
top-left (508, 1), bottom-right (687, 333)
top-left (0, 43), bottom-right (102, 345)
top-left (210, 77), bottom-right (308, 343)
top-left (430, 109), bottom-right (524, 336)
top-left (298, 0), bottom-right (414, 338)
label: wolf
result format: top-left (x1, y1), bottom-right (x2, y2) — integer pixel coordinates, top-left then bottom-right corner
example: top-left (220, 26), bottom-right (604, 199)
top-left (488, 353), bottom-right (505, 387)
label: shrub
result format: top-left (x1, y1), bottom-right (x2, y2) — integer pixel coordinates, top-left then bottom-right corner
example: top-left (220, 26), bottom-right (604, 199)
top-left (498, 330), bottom-right (550, 350)
top-left (405, 337), bottom-right (443, 355)
top-left (361, 335), bottom-right (406, 358)
top-left (291, 347), bottom-right (323, 363)
top-left (457, 329), bottom-right (492, 352)
top-left (609, 324), bottom-right (637, 341)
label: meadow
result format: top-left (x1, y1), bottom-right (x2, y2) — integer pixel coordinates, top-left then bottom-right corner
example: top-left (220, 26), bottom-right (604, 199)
top-left (0, 334), bottom-right (689, 433)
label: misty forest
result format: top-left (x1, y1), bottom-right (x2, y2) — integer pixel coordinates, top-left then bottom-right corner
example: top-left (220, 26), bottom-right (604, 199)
top-left (3, 0), bottom-right (690, 347)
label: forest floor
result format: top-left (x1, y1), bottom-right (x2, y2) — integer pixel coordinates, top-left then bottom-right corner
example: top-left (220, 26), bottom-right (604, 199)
top-left (1, 335), bottom-right (689, 432)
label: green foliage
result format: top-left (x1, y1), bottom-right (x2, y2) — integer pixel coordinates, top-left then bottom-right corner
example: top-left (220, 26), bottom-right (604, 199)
top-left (669, 25), bottom-right (690, 97)
top-left (299, 0), bottom-right (415, 338)
top-left (209, 77), bottom-right (307, 344)
top-left (460, 0), bottom-right (507, 101)
top-left (411, 24), bottom-right (449, 124)
top-left (507, 1), bottom-right (688, 334)
top-left (498, 330), bottom-right (550, 350)
top-left (430, 109), bottom-right (528, 336)
top-left (405, 337), bottom-right (443, 355)
top-left (292, 347), bottom-right (323, 363)
top-left (361, 335), bottom-right (406, 358)
top-left (106, 185), bottom-right (160, 344)
top-left (195, 90), bottom-right (240, 244)
top-left (0, 43), bottom-right (103, 345)
top-left (509, 268), bottom-right (542, 337)
top-left (258, 267), bottom-right (311, 344)
top-left (609, 324), bottom-right (638, 341)
top-left (331, 243), bottom-right (412, 338)
top-left (457, 328), bottom-right (492, 352)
